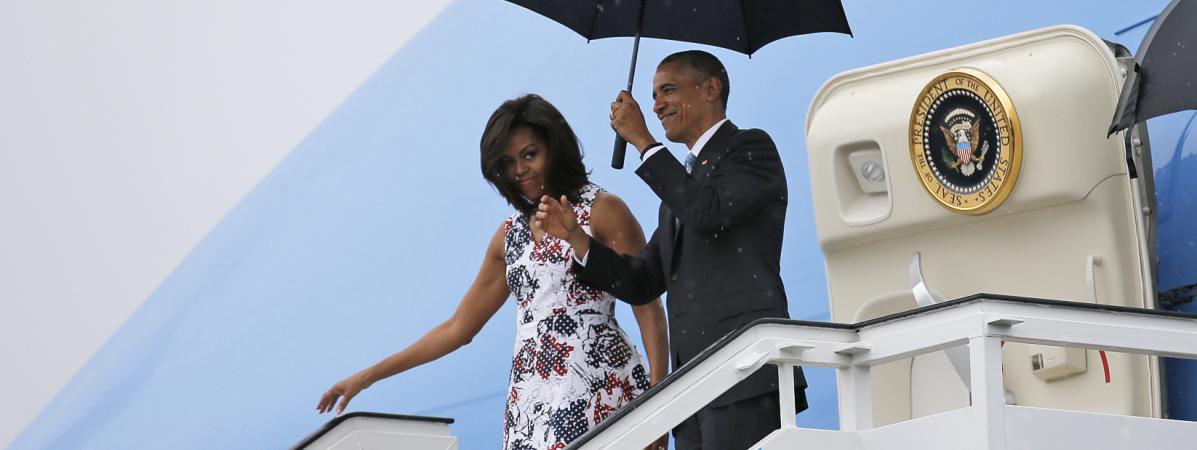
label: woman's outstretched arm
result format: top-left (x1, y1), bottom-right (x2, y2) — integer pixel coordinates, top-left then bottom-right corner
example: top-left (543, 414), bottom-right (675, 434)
top-left (317, 223), bottom-right (510, 415)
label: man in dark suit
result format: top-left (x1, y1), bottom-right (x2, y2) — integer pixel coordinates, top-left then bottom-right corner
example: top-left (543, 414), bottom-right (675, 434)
top-left (536, 50), bottom-right (805, 449)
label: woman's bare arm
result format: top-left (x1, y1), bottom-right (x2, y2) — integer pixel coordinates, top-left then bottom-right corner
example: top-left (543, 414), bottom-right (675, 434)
top-left (591, 193), bottom-right (669, 385)
top-left (317, 223), bottom-right (510, 414)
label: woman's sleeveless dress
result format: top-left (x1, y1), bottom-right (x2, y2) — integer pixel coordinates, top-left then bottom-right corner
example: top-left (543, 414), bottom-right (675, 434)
top-left (501, 184), bottom-right (651, 450)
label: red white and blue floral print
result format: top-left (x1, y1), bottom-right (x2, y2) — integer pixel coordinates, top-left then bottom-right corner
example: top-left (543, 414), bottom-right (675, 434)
top-left (501, 184), bottom-right (650, 450)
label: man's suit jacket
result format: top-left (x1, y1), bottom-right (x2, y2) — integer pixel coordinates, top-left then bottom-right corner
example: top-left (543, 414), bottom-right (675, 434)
top-left (575, 120), bottom-right (806, 408)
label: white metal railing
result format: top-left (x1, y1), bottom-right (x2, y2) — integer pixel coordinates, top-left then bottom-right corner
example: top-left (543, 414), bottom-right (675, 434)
top-left (567, 294), bottom-right (1197, 450)
top-left (293, 412), bottom-right (458, 450)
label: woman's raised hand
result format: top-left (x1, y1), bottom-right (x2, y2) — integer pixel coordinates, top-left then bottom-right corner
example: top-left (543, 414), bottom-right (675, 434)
top-left (317, 371), bottom-right (372, 415)
top-left (536, 195), bottom-right (591, 256)
top-left (535, 195), bottom-right (579, 241)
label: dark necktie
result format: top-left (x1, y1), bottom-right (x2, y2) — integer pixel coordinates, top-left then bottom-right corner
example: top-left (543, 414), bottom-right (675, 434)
top-left (676, 152), bottom-right (698, 234)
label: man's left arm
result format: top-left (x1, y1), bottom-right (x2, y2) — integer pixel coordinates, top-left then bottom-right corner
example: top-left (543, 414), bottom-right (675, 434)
top-left (636, 130), bottom-right (785, 235)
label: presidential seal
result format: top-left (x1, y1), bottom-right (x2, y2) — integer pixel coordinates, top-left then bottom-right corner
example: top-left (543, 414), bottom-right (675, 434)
top-left (909, 69), bottom-right (1022, 214)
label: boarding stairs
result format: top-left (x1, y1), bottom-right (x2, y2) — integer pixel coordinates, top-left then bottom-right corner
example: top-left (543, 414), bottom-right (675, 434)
top-left (295, 295), bottom-right (1197, 449)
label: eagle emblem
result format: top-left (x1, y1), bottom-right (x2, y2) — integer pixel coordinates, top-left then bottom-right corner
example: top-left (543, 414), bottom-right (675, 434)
top-left (938, 108), bottom-right (990, 176)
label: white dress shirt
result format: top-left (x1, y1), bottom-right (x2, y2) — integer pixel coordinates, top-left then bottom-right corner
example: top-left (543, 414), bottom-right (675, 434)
top-left (640, 118), bottom-right (728, 164)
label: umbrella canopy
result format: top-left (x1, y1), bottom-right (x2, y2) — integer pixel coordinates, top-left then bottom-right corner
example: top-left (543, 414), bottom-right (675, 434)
top-left (507, 0), bottom-right (852, 168)
top-left (509, 0), bottom-right (852, 56)
top-left (1109, 0), bottom-right (1197, 135)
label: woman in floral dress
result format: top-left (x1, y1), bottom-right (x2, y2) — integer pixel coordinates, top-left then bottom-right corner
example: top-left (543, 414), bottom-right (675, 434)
top-left (317, 94), bottom-right (669, 450)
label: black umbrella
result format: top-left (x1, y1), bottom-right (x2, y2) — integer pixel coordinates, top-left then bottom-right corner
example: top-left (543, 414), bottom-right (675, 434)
top-left (507, 0), bottom-right (853, 168)
top-left (1109, 0), bottom-right (1197, 135)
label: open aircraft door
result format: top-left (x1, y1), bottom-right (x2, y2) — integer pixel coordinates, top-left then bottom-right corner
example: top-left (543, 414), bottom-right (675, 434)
top-left (805, 25), bottom-right (1160, 426)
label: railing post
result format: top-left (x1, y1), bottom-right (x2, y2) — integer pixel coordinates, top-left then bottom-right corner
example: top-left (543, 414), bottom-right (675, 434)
top-left (777, 362), bottom-right (797, 429)
top-left (836, 364), bottom-right (873, 431)
top-left (969, 335), bottom-right (1006, 449)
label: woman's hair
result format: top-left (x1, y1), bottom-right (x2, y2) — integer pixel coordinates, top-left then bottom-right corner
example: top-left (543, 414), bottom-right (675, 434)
top-left (480, 94), bottom-right (589, 216)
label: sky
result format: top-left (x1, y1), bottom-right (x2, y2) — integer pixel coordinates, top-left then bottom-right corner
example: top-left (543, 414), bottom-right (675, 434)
top-left (0, 1), bottom-right (452, 448)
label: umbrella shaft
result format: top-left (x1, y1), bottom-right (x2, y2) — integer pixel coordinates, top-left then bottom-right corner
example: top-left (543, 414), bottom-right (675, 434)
top-left (625, 0), bottom-right (647, 91)
top-left (626, 34), bottom-right (640, 90)
top-left (612, 0), bottom-right (647, 170)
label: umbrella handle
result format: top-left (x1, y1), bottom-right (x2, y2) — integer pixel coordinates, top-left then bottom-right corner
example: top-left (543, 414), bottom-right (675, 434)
top-left (611, 136), bottom-right (627, 169)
